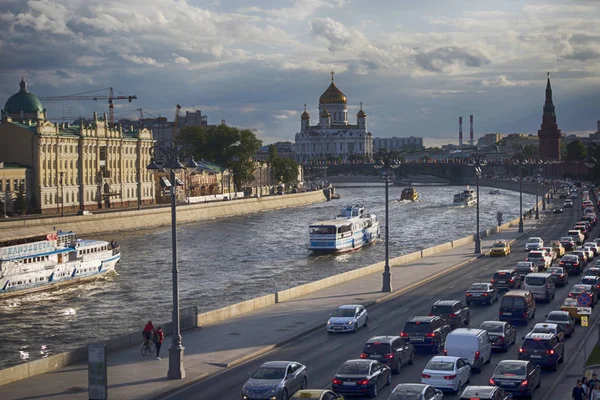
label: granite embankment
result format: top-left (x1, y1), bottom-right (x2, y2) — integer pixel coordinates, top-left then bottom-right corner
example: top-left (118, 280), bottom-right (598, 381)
top-left (0, 190), bottom-right (327, 237)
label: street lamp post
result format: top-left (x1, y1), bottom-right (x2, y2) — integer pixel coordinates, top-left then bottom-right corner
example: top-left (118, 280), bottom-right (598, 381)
top-left (185, 157), bottom-right (199, 205)
top-left (374, 149), bottom-right (400, 292)
top-left (60, 172), bottom-right (65, 217)
top-left (137, 168), bottom-right (142, 210)
top-left (146, 144), bottom-right (189, 380)
top-left (514, 153), bottom-right (528, 233)
top-left (468, 151), bottom-right (487, 253)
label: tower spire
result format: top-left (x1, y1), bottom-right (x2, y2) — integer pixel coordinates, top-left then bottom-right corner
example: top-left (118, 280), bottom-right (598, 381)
top-left (544, 72), bottom-right (555, 117)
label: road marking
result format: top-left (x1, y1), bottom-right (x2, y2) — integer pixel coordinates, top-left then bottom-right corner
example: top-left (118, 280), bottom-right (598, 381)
top-left (399, 308), bottom-right (409, 314)
top-left (467, 275), bottom-right (474, 279)
top-left (449, 284), bottom-right (456, 289)
top-left (424, 295), bottom-right (433, 300)
top-left (328, 343), bottom-right (341, 350)
top-left (368, 324), bottom-right (379, 331)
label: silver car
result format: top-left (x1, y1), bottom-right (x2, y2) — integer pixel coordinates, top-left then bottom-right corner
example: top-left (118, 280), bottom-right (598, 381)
top-left (546, 310), bottom-right (576, 338)
top-left (242, 361), bottom-right (307, 400)
top-left (327, 304), bottom-right (369, 333)
top-left (525, 237), bottom-right (543, 251)
top-left (387, 383), bottom-right (443, 400)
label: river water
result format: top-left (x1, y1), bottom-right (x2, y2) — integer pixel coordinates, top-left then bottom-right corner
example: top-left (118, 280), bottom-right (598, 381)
top-left (0, 185), bottom-right (537, 369)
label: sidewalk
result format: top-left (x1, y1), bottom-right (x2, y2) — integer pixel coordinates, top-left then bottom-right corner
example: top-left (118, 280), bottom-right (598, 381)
top-left (1, 215), bottom-right (547, 400)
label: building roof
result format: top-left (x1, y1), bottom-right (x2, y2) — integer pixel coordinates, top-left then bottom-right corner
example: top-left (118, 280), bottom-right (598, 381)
top-left (3, 78), bottom-right (44, 115)
top-left (319, 72), bottom-right (347, 104)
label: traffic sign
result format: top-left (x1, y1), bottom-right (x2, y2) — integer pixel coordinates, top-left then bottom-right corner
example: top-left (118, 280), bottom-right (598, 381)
top-left (582, 316), bottom-right (589, 327)
top-left (578, 292), bottom-right (592, 307)
top-left (578, 307), bottom-right (593, 315)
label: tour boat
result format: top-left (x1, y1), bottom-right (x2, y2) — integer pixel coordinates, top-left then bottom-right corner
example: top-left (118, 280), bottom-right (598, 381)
top-left (453, 187), bottom-right (477, 207)
top-left (400, 187), bottom-right (419, 202)
top-left (489, 189), bottom-right (501, 195)
top-left (0, 230), bottom-right (121, 298)
top-left (308, 205), bottom-right (380, 253)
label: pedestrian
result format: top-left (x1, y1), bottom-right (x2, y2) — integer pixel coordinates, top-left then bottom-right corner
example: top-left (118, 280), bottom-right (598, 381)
top-left (574, 380), bottom-right (587, 400)
top-left (584, 377), bottom-right (591, 398)
top-left (590, 374), bottom-right (600, 394)
top-left (154, 326), bottom-right (164, 360)
top-left (591, 382), bottom-right (600, 400)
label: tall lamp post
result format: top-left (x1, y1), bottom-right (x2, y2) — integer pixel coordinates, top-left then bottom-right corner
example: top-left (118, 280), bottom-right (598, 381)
top-left (137, 168), bottom-right (142, 210)
top-left (185, 157), bottom-right (199, 205)
top-left (374, 149), bottom-right (400, 292)
top-left (146, 144), bottom-right (189, 380)
top-left (514, 152), bottom-right (528, 233)
top-left (59, 172), bottom-right (65, 217)
top-left (468, 150), bottom-right (486, 254)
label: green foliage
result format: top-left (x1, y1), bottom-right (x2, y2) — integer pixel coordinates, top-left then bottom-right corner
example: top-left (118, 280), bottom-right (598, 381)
top-left (178, 124), bottom-right (263, 189)
top-left (266, 145), bottom-right (298, 186)
top-left (566, 139), bottom-right (588, 161)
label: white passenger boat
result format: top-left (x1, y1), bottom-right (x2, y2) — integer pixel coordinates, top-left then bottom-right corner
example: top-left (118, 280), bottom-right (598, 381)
top-left (0, 230), bottom-right (121, 298)
top-left (453, 187), bottom-right (477, 207)
top-left (308, 205), bottom-right (380, 254)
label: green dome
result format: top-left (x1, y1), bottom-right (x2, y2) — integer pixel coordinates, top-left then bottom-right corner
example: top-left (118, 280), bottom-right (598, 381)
top-left (3, 78), bottom-right (43, 114)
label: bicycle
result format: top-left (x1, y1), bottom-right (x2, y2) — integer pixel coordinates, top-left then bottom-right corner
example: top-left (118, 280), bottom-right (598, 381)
top-left (140, 334), bottom-right (156, 356)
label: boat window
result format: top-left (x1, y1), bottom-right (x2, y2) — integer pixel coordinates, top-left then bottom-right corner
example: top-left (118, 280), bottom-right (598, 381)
top-left (310, 226), bottom-right (336, 235)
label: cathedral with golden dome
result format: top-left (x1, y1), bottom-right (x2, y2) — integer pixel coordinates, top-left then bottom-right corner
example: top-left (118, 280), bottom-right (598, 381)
top-left (295, 72), bottom-right (373, 163)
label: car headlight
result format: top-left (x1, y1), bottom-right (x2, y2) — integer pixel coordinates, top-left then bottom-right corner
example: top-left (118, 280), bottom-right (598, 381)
top-left (327, 320), bottom-right (332, 325)
top-left (347, 320), bottom-right (355, 325)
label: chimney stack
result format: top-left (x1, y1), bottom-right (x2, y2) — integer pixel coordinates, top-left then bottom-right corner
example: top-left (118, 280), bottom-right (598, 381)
top-left (459, 117), bottom-right (463, 146)
top-left (470, 115), bottom-right (474, 146)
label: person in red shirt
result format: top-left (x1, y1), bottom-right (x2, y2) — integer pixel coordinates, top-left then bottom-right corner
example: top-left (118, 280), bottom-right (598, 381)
top-left (143, 321), bottom-right (154, 346)
top-left (154, 326), bottom-right (165, 360)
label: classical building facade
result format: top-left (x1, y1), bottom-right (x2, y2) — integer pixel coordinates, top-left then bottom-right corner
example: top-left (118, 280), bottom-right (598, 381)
top-left (0, 79), bottom-right (155, 214)
top-left (295, 73), bottom-right (373, 163)
top-left (538, 73), bottom-right (562, 160)
top-left (372, 136), bottom-right (424, 151)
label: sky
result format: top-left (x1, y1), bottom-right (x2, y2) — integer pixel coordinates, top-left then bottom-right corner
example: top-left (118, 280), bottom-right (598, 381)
top-left (1, 0), bottom-right (600, 147)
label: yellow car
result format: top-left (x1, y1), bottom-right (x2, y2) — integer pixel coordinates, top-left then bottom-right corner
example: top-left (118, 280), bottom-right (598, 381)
top-left (291, 390), bottom-right (344, 400)
top-left (490, 240), bottom-right (511, 257)
top-left (561, 297), bottom-right (585, 320)
top-left (551, 240), bottom-right (566, 257)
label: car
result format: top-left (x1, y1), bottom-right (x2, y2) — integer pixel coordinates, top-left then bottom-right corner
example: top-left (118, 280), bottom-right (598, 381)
top-left (580, 275), bottom-right (600, 298)
top-left (327, 305), bottom-right (368, 333)
top-left (526, 250), bottom-right (552, 270)
top-left (490, 241), bottom-right (511, 257)
top-left (479, 321), bottom-right (517, 352)
top-left (360, 335), bottom-right (415, 374)
top-left (290, 390), bottom-right (344, 400)
top-left (387, 383), bottom-right (443, 400)
top-left (420, 356), bottom-right (471, 394)
top-left (429, 300), bottom-right (470, 329)
top-left (489, 360), bottom-right (541, 398)
top-left (459, 385), bottom-right (510, 400)
top-left (530, 322), bottom-right (565, 342)
top-left (401, 316), bottom-right (451, 353)
top-left (541, 246), bottom-right (557, 261)
top-left (560, 236), bottom-right (576, 251)
top-left (571, 250), bottom-right (589, 267)
top-left (514, 261), bottom-right (538, 279)
top-left (242, 361), bottom-right (308, 400)
top-left (491, 269), bottom-right (521, 291)
top-left (523, 273), bottom-right (555, 302)
top-left (564, 201), bottom-right (573, 208)
top-left (568, 229), bottom-right (585, 244)
top-left (553, 207), bottom-right (563, 213)
top-left (568, 284), bottom-right (596, 307)
top-left (518, 332), bottom-right (564, 370)
top-left (561, 297), bottom-right (586, 320)
top-left (583, 246), bottom-right (596, 260)
top-left (559, 254), bottom-right (583, 275)
top-left (587, 267), bottom-right (600, 277)
top-left (466, 283), bottom-right (498, 305)
top-left (574, 224), bottom-right (590, 239)
top-left (331, 359), bottom-right (391, 398)
top-left (550, 240), bottom-right (566, 257)
top-left (525, 237), bottom-right (543, 251)
top-left (76, 210), bottom-right (93, 215)
top-left (547, 266), bottom-right (569, 286)
top-left (546, 310), bottom-right (576, 338)
top-left (588, 242), bottom-right (600, 257)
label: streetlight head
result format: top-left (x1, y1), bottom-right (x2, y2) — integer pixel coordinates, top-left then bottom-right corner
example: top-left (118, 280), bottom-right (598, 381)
top-left (480, 159), bottom-right (488, 167)
top-left (185, 157), bottom-right (199, 169)
top-left (584, 155), bottom-right (598, 169)
top-left (171, 158), bottom-right (184, 171)
top-left (146, 159), bottom-right (161, 171)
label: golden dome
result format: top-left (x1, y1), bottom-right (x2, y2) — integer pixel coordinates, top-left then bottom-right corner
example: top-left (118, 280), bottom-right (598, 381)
top-left (301, 104), bottom-right (310, 120)
top-left (319, 108), bottom-right (331, 118)
top-left (319, 71), bottom-right (347, 104)
top-left (357, 104), bottom-right (366, 118)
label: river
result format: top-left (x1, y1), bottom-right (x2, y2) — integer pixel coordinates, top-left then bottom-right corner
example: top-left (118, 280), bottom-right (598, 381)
top-left (0, 185), bottom-right (537, 369)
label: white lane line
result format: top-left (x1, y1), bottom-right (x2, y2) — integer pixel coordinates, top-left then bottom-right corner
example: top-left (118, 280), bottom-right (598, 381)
top-left (467, 275), bottom-right (474, 279)
top-left (449, 284), bottom-right (456, 289)
top-left (328, 344), bottom-right (341, 351)
top-left (399, 308), bottom-right (409, 314)
top-left (424, 295), bottom-right (433, 300)
top-left (368, 324), bottom-right (380, 331)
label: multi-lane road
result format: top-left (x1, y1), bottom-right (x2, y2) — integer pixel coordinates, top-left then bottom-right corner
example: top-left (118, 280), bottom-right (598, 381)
top-left (164, 198), bottom-right (593, 400)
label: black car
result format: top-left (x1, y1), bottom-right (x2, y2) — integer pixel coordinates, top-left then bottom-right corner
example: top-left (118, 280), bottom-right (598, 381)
top-left (466, 283), bottom-right (498, 305)
top-left (490, 360), bottom-right (541, 398)
top-left (559, 254), bottom-right (582, 275)
top-left (514, 262), bottom-right (537, 280)
top-left (459, 385), bottom-right (510, 400)
top-left (331, 359), bottom-right (391, 398)
top-left (360, 335), bottom-right (415, 374)
top-left (547, 266), bottom-right (569, 286)
top-left (479, 321), bottom-right (517, 351)
top-left (571, 251), bottom-right (589, 268)
top-left (401, 316), bottom-right (451, 353)
top-left (553, 207), bottom-right (563, 214)
top-left (491, 269), bottom-right (520, 291)
top-left (429, 300), bottom-right (470, 329)
top-left (518, 332), bottom-right (564, 370)
top-left (560, 237), bottom-right (576, 251)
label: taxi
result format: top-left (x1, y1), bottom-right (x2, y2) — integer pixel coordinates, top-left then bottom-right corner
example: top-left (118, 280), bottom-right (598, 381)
top-left (550, 240), bottom-right (566, 257)
top-left (561, 297), bottom-right (585, 320)
top-left (290, 390), bottom-right (344, 400)
top-left (490, 240), bottom-right (511, 257)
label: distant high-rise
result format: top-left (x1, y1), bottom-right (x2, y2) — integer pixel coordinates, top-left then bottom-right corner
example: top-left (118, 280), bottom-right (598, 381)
top-left (470, 115), bottom-right (474, 146)
top-left (459, 117), bottom-right (463, 146)
top-left (537, 73), bottom-right (562, 160)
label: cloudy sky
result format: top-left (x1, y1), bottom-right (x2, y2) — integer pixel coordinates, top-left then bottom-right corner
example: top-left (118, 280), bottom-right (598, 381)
top-left (1, 0), bottom-right (599, 146)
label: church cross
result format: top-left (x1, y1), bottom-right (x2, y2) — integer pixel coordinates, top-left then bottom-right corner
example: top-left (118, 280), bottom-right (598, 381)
top-left (330, 71), bottom-right (335, 82)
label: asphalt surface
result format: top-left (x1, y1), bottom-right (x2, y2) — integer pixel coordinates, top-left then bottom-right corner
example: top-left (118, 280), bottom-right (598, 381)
top-left (163, 197), bottom-right (593, 400)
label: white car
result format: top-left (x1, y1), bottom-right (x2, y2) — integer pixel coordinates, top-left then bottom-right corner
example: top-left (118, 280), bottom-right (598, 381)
top-left (585, 242), bottom-right (599, 257)
top-left (327, 304), bottom-right (368, 333)
top-left (525, 237), bottom-right (543, 251)
top-left (541, 246), bottom-right (557, 261)
top-left (526, 250), bottom-right (552, 270)
top-left (420, 356), bottom-right (471, 394)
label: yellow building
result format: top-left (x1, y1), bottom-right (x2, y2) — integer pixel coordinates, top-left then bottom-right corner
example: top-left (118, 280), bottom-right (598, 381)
top-left (0, 79), bottom-right (155, 214)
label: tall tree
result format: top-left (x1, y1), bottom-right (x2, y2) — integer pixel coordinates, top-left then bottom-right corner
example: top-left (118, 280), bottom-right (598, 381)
top-left (566, 139), bottom-right (588, 161)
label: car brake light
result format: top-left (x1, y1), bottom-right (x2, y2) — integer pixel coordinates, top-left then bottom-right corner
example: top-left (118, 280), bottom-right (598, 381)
top-left (444, 349), bottom-right (447, 355)
top-left (360, 353), bottom-right (368, 359)
top-left (560, 262), bottom-right (565, 265)
top-left (384, 353), bottom-right (394, 359)
top-left (519, 348), bottom-right (525, 353)
top-left (443, 375), bottom-right (456, 380)
top-left (560, 274), bottom-right (565, 278)
top-left (426, 333), bottom-right (436, 338)
top-left (428, 313), bottom-right (434, 316)
top-left (482, 293), bottom-right (489, 296)
top-left (510, 277), bottom-right (515, 282)
top-left (474, 351), bottom-right (480, 359)
top-left (466, 293), bottom-right (472, 297)
top-left (333, 378), bottom-right (342, 385)
top-left (523, 312), bottom-right (528, 318)
top-left (520, 380), bottom-right (529, 386)
top-left (449, 313), bottom-right (457, 317)
top-left (489, 378), bottom-right (496, 385)
top-left (491, 278), bottom-right (496, 283)
top-left (357, 379), bottom-right (369, 385)
top-left (421, 373), bottom-right (432, 378)
top-left (546, 349), bottom-right (555, 355)
top-left (526, 258), bottom-right (529, 261)
top-left (400, 332), bottom-right (408, 338)
top-left (575, 262), bottom-right (580, 266)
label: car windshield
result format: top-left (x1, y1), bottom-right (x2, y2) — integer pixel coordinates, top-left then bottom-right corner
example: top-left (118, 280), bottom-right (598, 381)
top-left (561, 237), bottom-right (573, 242)
top-left (548, 312), bottom-right (569, 321)
top-left (528, 238), bottom-right (541, 243)
top-left (388, 388), bottom-right (422, 400)
top-left (493, 272), bottom-right (511, 279)
top-left (338, 362), bottom-right (370, 375)
top-left (332, 309), bottom-right (355, 318)
top-left (404, 322), bottom-right (432, 333)
top-left (581, 278), bottom-right (596, 285)
top-left (431, 305), bottom-right (453, 314)
top-left (532, 327), bottom-right (555, 334)
top-left (516, 262), bottom-right (531, 268)
top-left (525, 276), bottom-right (547, 286)
top-left (493, 243), bottom-right (506, 248)
top-left (252, 367), bottom-right (286, 379)
top-left (425, 360), bottom-right (454, 371)
top-left (571, 285), bottom-right (589, 294)
top-left (563, 256), bottom-right (578, 262)
top-left (480, 322), bottom-right (503, 333)
top-left (528, 252), bottom-right (543, 258)
top-left (469, 284), bottom-right (488, 291)
top-left (363, 342), bottom-right (391, 353)
top-left (548, 268), bottom-right (563, 274)
top-left (495, 363), bottom-right (526, 376)
top-left (516, 265), bottom-right (532, 272)
top-left (563, 298), bottom-right (578, 306)
top-left (523, 339), bottom-right (551, 350)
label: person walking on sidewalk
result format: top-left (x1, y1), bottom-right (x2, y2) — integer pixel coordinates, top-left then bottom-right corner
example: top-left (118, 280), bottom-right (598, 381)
top-left (590, 374), bottom-right (600, 399)
top-left (574, 380), bottom-right (587, 400)
top-left (590, 383), bottom-right (600, 400)
top-left (154, 326), bottom-right (164, 360)
top-left (583, 377), bottom-right (591, 399)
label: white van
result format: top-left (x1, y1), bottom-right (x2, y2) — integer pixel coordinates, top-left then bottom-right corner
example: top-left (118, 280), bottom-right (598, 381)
top-left (443, 328), bottom-right (492, 373)
top-left (523, 272), bottom-right (555, 302)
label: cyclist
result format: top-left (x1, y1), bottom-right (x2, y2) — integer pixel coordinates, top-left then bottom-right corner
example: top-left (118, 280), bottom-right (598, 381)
top-left (143, 320), bottom-right (155, 347)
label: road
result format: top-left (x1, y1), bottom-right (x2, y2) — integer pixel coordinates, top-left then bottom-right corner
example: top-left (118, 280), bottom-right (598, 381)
top-left (163, 200), bottom-right (591, 400)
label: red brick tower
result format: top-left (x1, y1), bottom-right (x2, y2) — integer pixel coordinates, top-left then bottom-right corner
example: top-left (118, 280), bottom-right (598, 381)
top-left (537, 73), bottom-right (562, 160)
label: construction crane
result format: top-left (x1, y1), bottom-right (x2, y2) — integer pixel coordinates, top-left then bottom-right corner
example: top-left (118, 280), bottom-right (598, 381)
top-left (39, 87), bottom-right (137, 126)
